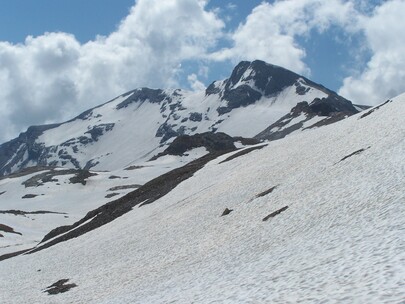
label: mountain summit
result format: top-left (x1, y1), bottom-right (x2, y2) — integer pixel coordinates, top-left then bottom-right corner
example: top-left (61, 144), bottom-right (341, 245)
top-left (207, 60), bottom-right (356, 115)
top-left (0, 60), bottom-right (360, 176)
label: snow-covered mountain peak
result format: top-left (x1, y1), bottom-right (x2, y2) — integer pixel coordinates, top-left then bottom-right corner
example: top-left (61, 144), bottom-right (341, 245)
top-left (210, 60), bottom-right (313, 96)
top-left (205, 60), bottom-right (356, 116)
top-left (0, 60), bottom-right (361, 176)
top-left (114, 87), bottom-right (176, 110)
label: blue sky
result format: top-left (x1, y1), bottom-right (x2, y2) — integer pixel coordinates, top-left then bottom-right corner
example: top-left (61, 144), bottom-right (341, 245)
top-left (0, 1), bottom-right (134, 43)
top-left (0, 0), bottom-right (404, 142)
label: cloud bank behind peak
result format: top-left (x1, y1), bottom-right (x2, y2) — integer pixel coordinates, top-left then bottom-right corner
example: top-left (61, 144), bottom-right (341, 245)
top-left (0, 0), bottom-right (404, 142)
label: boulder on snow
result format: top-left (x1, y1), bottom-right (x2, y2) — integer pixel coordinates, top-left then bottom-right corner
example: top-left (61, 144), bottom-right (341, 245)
top-left (43, 279), bottom-right (77, 295)
top-left (262, 206), bottom-right (289, 221)
top-left (221, 208), bottom-right (233, 216)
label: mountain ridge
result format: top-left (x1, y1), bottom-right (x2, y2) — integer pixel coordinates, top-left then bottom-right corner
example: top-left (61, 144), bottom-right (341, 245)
top-left (0, 60), bottom-right (361, 176)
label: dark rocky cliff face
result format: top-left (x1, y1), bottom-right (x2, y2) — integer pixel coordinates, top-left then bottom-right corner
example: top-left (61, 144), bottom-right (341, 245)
top-left (116, 88), bottom-right (168, 109)
top-left (0, 124), bottom-right (61, 176)
top-left (224, 60), bottom-right (301, 96)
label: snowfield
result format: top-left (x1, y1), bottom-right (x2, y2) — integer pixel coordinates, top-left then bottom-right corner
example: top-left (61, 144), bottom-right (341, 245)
top-left (0, 147), bottom-right (209, 256)
top-left (35, 86), bottom-right (316, 172)
top-left (0, 94), bottom-right (404, 303)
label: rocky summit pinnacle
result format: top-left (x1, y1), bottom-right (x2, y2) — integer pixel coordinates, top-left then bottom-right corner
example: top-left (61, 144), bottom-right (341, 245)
top-left (206, 60), bottom-right (356, 115)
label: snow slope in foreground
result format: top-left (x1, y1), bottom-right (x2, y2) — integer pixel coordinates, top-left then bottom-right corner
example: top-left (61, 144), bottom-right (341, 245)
top-left (0, 147), bottom-right (208, 256)
top-left (0, 95), bottom-right (404, 303)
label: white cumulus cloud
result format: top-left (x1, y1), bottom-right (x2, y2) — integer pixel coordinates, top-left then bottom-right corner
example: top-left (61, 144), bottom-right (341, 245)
top-left (0, 0), bottom-right (224, 142)
top-left (211, 0), bottom-right (358, 75)
top-left (211, 0), bottom-right (405, 105)
top-left (187, 73), bottom-right (206, 91)
top-left (339, 0), bottom-right (405, 104)
top-left (0, 0), bottom-right (403, 143)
